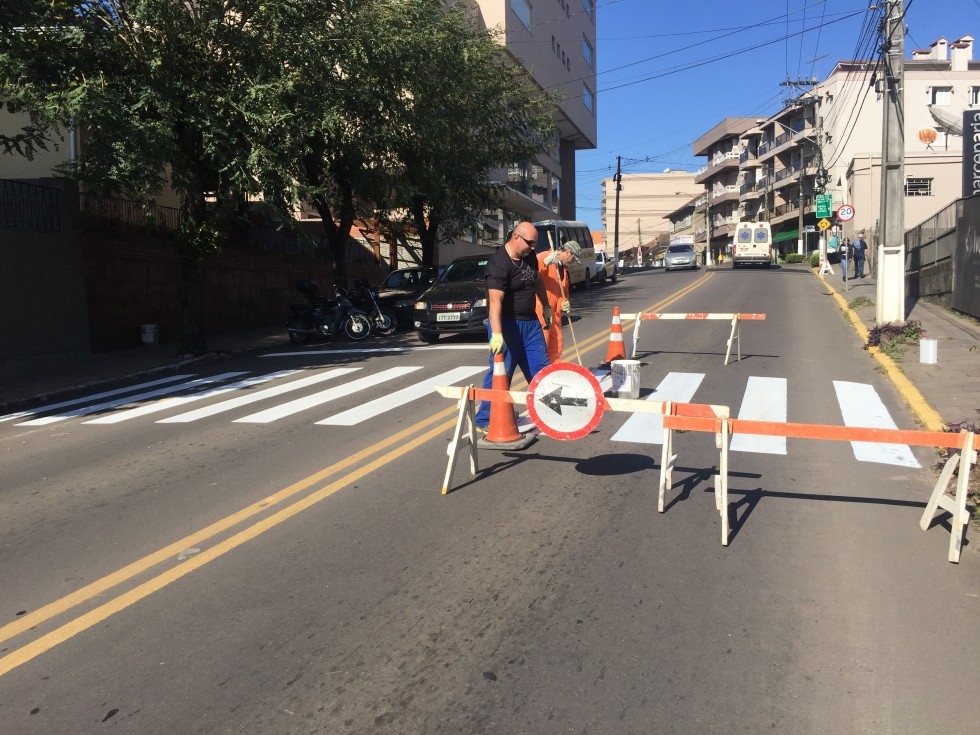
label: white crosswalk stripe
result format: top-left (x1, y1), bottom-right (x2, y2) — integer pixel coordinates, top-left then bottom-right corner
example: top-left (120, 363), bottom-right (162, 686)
top-left (84, 370), bottom-right (300, 424)
top-left (610, 372), bottom-right (705, 444)
top-left (233, 367), bottom-right (417, 424)
top-left (317, 366), bottom-right (485, 426)
top-left (0, 374), bottom-right (196, 424)
top-left (157, 368), bottom-right (357, 423)
top-left (16, 372), bottom-right (248, 426)
top-left (834, 381), bottom-right (920, 467)
top-left (4, 366), bottom-right (923, 468)
top-left (730, 376), bottom-right (787, 454)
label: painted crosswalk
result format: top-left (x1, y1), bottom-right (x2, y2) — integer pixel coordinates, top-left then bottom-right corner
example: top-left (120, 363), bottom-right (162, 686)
top-left (3, 365), bottom-right (923, 467)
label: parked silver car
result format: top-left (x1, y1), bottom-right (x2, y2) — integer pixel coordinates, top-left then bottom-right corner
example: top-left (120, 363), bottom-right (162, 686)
top-left (663, 243), bottom-right (697, 271)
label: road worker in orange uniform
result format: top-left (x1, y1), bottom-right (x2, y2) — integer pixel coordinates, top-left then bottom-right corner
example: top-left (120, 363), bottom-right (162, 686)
top-left (536, 240), bottom-right (581, 363)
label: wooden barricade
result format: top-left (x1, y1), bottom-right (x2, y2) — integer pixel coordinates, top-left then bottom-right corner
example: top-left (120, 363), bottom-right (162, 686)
top-left (725, 419), bottom-right (978, 562)
top-left (619, 312), bottom-right (766, 365)
top-left (434, 386), bottom-right (976, 564)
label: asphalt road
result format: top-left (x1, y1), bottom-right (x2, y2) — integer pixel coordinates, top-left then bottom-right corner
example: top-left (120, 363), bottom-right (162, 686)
top-left (1, 265), bottom-right (978, 734)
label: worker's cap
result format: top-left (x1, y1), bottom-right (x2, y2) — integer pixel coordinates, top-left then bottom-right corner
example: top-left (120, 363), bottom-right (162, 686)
top-left (561, 240), bottom-right (582, 263)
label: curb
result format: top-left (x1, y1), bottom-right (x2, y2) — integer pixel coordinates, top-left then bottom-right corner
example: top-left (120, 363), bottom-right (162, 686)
top-left (814, 269), bottom-right (948, 433)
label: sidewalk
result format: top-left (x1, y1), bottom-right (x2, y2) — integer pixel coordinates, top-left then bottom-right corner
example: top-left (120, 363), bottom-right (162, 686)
top-left (3, 273), bottom-right (980, 433)
top-left (0, 326), bottom-right (293, 412)
top-left (818, 266), bottom-right (980, 433)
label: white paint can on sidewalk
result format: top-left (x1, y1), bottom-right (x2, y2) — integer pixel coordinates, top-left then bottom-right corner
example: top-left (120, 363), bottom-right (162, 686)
top-left (140, 324), bottom-right (159, 345)
top-left (919, 337), bottom-right (938, 364)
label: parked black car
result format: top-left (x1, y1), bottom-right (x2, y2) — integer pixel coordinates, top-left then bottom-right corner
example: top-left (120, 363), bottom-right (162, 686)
top-left (413, 254), bottom-right (490, 344)
top-left (376, 266), bottom-right (445, 327)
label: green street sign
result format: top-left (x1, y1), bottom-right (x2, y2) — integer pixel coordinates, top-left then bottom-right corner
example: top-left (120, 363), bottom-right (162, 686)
top-left (815, 194), bottom-right (832, 219)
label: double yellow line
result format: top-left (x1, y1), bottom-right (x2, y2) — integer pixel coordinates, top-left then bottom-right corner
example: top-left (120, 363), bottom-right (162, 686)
top-left (0, 270), bottom-right (713, 677)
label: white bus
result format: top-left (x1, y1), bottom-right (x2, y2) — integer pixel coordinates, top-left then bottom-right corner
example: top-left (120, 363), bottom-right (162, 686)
top-left (732, 221), bottom-right (773, 269)
top-left (532, 220), bottom-right (599, 288)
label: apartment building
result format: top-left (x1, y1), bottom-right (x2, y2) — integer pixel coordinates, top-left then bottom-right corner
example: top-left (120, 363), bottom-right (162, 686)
top-left (737, 34), bottom-right (978, 258)
top-left (691, 118), bottom-right (757, 263)
top-left (471, 0), bottom-right (598, 245)
top-left (599, 170), bottom-right (698, 262)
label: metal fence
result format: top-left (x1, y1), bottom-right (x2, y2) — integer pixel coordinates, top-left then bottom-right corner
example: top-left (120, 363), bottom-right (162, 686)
top-left (905, 199), bottom-right (958, 273)
top-left (0, 178), bottom-right (62, 232)
top-left (79, 191), bottom-right (183, 234)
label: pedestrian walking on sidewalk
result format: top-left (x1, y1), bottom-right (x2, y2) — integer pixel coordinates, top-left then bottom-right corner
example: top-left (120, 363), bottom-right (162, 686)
top-left (536, 240), bottom-right (580, 363)
top-left (474, 222), bottom-right (552, 432)
top-left (839, 238), bottom-right (852, 282)
top-left (852, 232), bottom-right (868, 278)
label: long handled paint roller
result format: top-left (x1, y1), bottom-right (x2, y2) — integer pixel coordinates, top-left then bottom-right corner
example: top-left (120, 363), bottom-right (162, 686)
top-left (545, 231), bottom-right (583, 366)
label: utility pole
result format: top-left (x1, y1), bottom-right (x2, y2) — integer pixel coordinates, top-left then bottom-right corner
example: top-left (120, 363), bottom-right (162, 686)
top-left (705, 191), bottom-right (712, 263)
top-left (797, 148), bottom-right (806, 257)
top-left (613, 156), bottom-right (622, 270)
top-left (876, 0), bottom-right (906, 323)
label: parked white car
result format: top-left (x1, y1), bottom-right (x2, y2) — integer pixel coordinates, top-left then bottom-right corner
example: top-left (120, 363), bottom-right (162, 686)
top-left (593, 251), bottom-right (618, 285)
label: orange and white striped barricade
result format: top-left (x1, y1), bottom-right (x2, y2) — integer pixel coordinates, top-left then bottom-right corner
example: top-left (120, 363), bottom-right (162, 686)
top-left (434, 381), bottom-right (671, 495)
top-left (920, 429), bottom-right (976, 563)
top-left (434, 384), bottom-right (527, 494)
top-left (620, 312), bottom-right (766, 365)
top-left (726, 419), bottom-right (977, 561)
top-left (660, 401), bottom-right (732, 543)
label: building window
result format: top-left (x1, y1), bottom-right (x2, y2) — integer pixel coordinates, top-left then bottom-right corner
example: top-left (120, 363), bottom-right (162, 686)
top-left (582, 0), bottom-right (594, 20)
top-left (511, 0), bottom-right (531, 29)
top-left (972, 87), bottom-right (980, 105)
top-left (904, 177), bottom-right (933, 196)
top-left (582, 37), bottom-right (594, 68)
top-left (930, 86), bottom-right (952, 106)
top-left (582, 84), bottom-right (594, 113)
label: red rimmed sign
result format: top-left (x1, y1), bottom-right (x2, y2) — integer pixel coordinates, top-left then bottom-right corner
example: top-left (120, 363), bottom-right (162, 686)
top-left (527, 362), bottom-right (605, 441)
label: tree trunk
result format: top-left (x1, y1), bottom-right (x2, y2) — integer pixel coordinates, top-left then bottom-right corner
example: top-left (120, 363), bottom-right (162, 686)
top-left (178, 251), bottom-right (208, 355)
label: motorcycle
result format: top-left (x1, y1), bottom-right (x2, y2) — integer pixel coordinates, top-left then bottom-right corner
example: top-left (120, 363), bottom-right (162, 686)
top-left (287, 280), bottom-right (372, 344)
top-left (345, 279), bottom-right (399, 337)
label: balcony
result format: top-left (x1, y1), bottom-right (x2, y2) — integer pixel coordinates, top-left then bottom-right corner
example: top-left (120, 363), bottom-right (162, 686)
top-left (695, 151), bottom-right (740, 183)
top-left (757, 125), bottom-right (812, 164)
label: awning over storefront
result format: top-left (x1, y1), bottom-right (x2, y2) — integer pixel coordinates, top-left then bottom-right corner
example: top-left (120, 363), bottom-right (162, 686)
top-left (771, 228), bottom-right (799, 244)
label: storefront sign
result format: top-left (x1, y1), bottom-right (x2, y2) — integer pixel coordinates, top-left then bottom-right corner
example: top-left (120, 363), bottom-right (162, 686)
top-left (963, 109), bottom-right (980, 198)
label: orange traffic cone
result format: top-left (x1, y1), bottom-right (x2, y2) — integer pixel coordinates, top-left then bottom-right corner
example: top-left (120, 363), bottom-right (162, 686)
top-left (604, 306), bottom-right (627, 363)
top-left (484, 352), bottom-right (523, 443)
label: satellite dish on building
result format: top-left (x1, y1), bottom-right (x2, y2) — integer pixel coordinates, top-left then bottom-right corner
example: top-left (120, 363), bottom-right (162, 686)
top-left (927, 104), bottom-right (964, 136)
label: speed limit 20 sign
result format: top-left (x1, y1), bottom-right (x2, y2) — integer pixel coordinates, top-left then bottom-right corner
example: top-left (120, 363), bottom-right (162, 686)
top-left (836, 204), bottom-right (855, 222)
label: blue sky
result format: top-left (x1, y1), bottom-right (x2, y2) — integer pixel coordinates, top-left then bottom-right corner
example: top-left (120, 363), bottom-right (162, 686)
top-left (574, 0), bottom-right (980, 232)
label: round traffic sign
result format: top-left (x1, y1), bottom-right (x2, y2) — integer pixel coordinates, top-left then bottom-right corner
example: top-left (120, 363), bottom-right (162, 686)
top-left (527, 362), bottom-right (605, 441)
top-left (837, 204), bottom-right (855, 222)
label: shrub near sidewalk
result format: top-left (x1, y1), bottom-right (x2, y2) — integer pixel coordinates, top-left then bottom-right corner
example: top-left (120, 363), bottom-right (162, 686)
top-left (865, 320), bottom-right (923, 358)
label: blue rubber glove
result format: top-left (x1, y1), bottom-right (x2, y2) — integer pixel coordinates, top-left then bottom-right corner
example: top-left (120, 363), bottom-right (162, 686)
top-left (489, 333), bottom-right (504, 354)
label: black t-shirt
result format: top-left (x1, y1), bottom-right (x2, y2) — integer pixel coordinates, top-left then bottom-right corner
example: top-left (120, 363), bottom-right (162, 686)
top-left (485, 246), bottom-right (539, 320)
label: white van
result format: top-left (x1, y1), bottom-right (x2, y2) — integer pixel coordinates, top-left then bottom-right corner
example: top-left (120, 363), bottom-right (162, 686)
top-left (732, 221), bottom-right (773, 269)
top-left (532, 220), bottom-right (599, 288)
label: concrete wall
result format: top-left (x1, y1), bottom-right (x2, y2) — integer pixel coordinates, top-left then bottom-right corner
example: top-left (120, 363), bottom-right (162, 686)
top-left (82, 231), bottom-right (380, 352)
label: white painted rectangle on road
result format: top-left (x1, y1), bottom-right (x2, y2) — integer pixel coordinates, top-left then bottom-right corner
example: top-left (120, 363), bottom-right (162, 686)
top-left (610, 372), bottom-right (705, 445)
top-left (17, 373), bottom-right (248, 426)
top-left (833, 381), bottom-right (920, 467)
top-left (84, 370), bottom-right (300, 424)
top-left (0, 374), bottom-right (196, 424)
top-left (158, 368), bottom-right (355, 423)
top-left (234, 367), bottom-right (419, 423)
top-left (317, 366), bottom-right (486, 425)
top-left (730, 376), bottom-right (787, 454)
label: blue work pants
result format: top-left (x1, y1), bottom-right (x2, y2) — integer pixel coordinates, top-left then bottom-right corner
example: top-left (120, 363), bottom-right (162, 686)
top-left (474, 317), bottom-right (549, 427)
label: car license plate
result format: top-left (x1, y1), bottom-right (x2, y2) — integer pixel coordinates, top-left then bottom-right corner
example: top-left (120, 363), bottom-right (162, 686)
top-left (437, 312), bottom-right (461, 322)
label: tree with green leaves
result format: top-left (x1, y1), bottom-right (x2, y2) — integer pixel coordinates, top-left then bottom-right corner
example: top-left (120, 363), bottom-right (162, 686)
top-left (1, 1), bottom-right (341, 352)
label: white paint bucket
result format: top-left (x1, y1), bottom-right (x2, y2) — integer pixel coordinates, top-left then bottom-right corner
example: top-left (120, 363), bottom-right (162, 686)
top-left (919, 338), bottom-right (938, 364)
top-left (140, 324), bottom-right (159, 345)
top-left (610, 359), bottom-right (641, 399)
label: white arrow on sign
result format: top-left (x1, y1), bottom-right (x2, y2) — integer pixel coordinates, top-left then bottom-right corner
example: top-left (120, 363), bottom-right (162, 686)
top-left (527, 362), bottom-right (605, 441)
